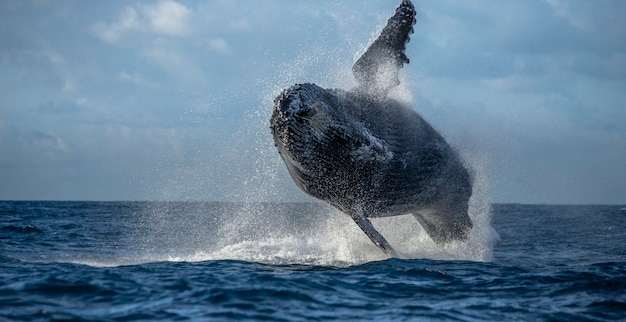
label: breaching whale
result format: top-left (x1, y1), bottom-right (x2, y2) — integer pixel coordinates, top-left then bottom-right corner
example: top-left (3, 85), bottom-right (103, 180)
top-left (270, 0), bottom-right (472, 256)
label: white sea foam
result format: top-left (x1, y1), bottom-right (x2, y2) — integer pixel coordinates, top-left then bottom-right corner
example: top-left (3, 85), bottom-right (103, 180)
top-left (204, 158), bottom-right (498, 266)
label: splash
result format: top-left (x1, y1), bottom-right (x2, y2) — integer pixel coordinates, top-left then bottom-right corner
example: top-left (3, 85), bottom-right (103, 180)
top-left (128, 193), bottom-right (498, 267)
top-left (124, 5), bottom-right (500, 267)
top-left (125, 64), bottom-right (500, 268)
top-left (210, 144), bottom-right (498, 265)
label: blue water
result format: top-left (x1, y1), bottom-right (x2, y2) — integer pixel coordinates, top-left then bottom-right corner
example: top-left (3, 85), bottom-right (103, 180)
top-left (1, 201), bottom-right (625, 321)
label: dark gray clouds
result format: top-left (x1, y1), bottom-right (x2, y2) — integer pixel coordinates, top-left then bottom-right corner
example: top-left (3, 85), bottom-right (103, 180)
top-left (0, 0), bottom-right (624, 204)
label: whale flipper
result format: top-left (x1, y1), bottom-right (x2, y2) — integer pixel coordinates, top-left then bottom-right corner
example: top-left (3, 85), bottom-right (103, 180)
top-left (351, 205), bottom-right (398, 257)
top-left (352, 0), bottom-right (416, 98)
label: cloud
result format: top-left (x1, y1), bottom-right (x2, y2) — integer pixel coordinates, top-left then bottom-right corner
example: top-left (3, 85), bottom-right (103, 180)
top-left (2, 0), bottom-right (626, 203)
top-left (118, 71), bottom-right (161, 89)
top-left (27, 130), bottom-right (68, 152)
top-left (415, 0), bottom-right (626, 80)
top-left (141, 45), bottom-right (208, 89)
top-left (545, 0), bottom-right (599, 30)
top-left (208, 38), bottom-right (230, 54)
top-left (37, 98), bottom-right (87, 116)
top-left (92, 7), bottom-right (139, 44)
top-left (92, 0), bottom-right (192, 44)
top-left (0, 128), bottom-right (72, 168)
top-left (144, 0), bottom-right (192, 36)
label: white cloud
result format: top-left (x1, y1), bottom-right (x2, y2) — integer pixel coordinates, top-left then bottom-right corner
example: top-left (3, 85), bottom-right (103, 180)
top-left (118, 71), bottom-right (161, 89)
top-left (208, 38), bottom-right (230, 54)
top-left (141, 45), bottom-right (207, 89)
top-left (92, 0), bottom-right (192, 44)
top-left (92, 7), bottom-right (139, 44)
top-left (544, 0), bottom-right (590, 29)
top-left (3, 0), bottom-right (626, 202)
top-left (91, 1), bottom-right (201, 89)
top-left (145, 0), bottom-right (192, 36)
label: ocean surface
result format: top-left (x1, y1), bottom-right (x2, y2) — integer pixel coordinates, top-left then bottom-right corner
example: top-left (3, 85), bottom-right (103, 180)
top-left (1, 201), bottom-right (624, 321)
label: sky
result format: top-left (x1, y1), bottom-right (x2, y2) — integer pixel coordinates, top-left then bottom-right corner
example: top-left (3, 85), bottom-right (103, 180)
top-left (1, 0), bottom-right (625, 204)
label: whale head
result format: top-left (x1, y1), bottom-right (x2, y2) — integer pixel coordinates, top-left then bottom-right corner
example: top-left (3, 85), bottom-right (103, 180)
top-left (270, 83), bottom-right (345, 184)
top-left (271, 83), bottom-right (334, 152)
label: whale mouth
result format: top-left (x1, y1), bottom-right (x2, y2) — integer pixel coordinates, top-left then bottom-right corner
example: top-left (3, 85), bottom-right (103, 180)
top-left (271, 84), bottom-right (333, 154)
top-left (274, 84), bottom-right (319, 122)
top-left (276, 94), bottom-right (317, 122)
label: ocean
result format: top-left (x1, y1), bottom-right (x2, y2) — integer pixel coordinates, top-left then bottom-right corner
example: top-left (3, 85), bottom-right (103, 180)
top-left (1, 201), bottom-right (624, 321)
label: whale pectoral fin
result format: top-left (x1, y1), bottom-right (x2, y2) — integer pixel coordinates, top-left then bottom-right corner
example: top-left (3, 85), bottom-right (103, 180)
top-left (352, 0), bottom-right (416, 97)
top-left (413, 210), bottom-right (473, 244)
top-left (351, 205), bottom-right (398, 257)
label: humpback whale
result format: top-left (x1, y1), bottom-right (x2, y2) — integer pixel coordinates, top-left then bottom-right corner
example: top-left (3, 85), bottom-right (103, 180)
top-left (270, 0), bottom-right (472, 256)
